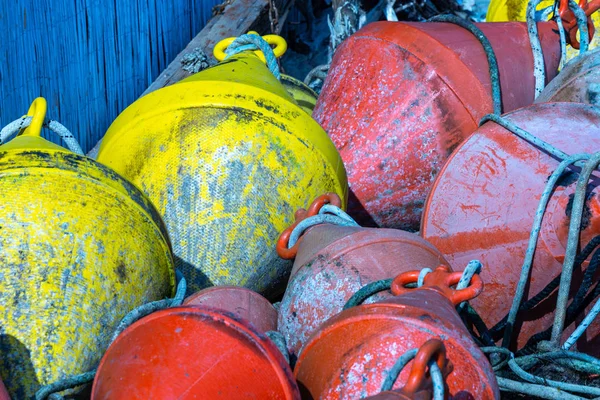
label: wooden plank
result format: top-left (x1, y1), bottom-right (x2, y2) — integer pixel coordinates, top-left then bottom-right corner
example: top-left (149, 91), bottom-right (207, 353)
top-left (88, 0), bottom-right (293, 158)
top-left (143, 0), bottom-right (293, 96)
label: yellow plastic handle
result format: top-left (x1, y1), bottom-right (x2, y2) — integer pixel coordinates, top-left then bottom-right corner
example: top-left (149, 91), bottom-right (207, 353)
top-left (20, 97), bottom-right (47, 137)
top-left (213, 31), bottom-right (287, 63)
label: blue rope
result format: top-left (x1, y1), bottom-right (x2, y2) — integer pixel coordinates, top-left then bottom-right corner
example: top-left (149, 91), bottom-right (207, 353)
top-left (380, 348), bottom-right (445, 400)
top-left (288, 205), bottom-right (359, 248)
top-left (568, 0), bottom-right (590, 53)
top-left (527, 0), bottom-right (547, 97)
top-left (455, 260), bottom-right (482, 312)
top-left (429, 14), bottom-right (502, 115)
top-left (224, 34), bottom-right (281, 79)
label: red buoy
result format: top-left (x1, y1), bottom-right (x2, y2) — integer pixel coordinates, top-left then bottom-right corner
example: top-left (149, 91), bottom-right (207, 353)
top-left (184, 285), bottom-right (278, 333)
top-left (294, 266), bottom-right (499, 399)
top-left (91, 307), bottom-right (299, 399)
top-left (276, 195), bottom-right (449, 359)
top-left (421, 102), bottom-right (600, 351)
top-left (314, 21), bottom-right (560, 230)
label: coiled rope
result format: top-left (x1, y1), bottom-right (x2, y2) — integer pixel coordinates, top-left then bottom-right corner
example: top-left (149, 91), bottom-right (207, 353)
top-left (35, 271), bottom-right (187, 400)
top-left (0, 116), bottom-right (83, 155)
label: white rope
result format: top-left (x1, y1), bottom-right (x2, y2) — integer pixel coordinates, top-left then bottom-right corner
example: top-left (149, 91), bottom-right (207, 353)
top-left (0, 116), bottom-right (83, 155)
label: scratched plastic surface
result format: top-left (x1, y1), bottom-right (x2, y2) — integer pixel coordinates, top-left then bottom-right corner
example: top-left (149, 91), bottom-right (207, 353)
top-left (422, 102), bottom-right (600, 352)
top-left (97, 52), bottom-right (348, 297)
top-left (314, 21), bottom-right (560, 231)
top-left (278, 224), bottom-right (450, 359)
top-left (295, 290), bottom-right (499, 399)
top-left (91, 306), bottom-right (300, 399)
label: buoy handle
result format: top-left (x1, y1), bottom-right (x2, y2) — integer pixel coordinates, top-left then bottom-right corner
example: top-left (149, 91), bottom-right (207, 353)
top-left (20, 97), bottom-right (47, 137)
top-left (213, 31), bottom-right (287, 62)
top-left (391, 265), bottom-right (483, 305)
top-left (402, 339), bottom-right (452, 396)
top-left (559, 0), bottom-right (598, 49)
top-left (276, 193), bottom-right (342, 259)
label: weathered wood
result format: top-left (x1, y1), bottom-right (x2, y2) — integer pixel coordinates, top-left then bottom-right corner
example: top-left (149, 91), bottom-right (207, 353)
top-left (88, 0), bottom-right (293, 158)
top-left (143, 0), bottom-right (293, 96)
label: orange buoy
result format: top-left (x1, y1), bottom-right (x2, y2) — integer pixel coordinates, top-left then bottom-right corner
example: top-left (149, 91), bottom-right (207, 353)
top-left (184, 285), bottom-right (278, 333)
top-left (294, 266), bottom-right (499, 399)
top-left (276, 195), bottom-right (449, 360)
top-left (91, 307), bottom-right (299, 399)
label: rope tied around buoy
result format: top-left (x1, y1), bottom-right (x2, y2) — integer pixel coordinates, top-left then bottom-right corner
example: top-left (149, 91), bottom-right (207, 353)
top-left (224, 33), bottom-right (282, 79)
top-left (460, 114), bottom-right (600, 397)
top-left (380, 339), bottom-right (448, 399)
top-left (35, 271), bottom-right (187, 400)
top-left (287, 204), bottom-right (360, 249)
top-left (343, 262), bottom-right (483, 310)
top-left (0, 115), bottom-right (84, 155)
top-left (428, 14), bottom-right (503, 115)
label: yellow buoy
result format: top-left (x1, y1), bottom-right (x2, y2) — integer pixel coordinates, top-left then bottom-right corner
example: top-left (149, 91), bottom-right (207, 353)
top-left (280, 74), bottom-right (318, 115)
top-left (96, 33), bottom-right (348, 297)
top-left (486, 0), bottom-right (599, 61)
top-left (0, 98), bottom-right (175, 399)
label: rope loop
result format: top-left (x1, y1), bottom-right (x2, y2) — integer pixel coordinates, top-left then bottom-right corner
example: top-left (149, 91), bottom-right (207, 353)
top-left (287, 205), bottom-right (359, 249)
top-left (0, 116), bottom-right (84, 155)
top-left (224, 33), bottom-right (281, 79)
top-left (380, 339), bottom-right (448, 400)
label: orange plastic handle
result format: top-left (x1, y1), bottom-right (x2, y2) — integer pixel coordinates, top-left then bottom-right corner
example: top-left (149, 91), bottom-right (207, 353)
top-left (559, 0), bottom-right (598, 49)
top-left (391, 265), bottom-right (483, 305)
top-left (402, 339), bottom-right (451, 396)
top-left (276, 193), bottom-right (342, 259)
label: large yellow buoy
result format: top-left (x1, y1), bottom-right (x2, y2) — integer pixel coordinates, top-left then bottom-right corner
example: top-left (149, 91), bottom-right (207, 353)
top-left (0, 98), bottom-right (175, 399)
top-left (96, 33), bottom-right (347, 297)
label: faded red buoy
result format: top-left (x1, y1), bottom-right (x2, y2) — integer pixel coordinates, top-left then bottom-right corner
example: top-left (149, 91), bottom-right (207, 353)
top-left (314, 21), bottom-right (560, 230)
top-left (184, 285), bottom-right (278, 333)
top-left (421, 102), bottom-right (600, 351)
top-left (294, 266), bottom-right (499, 399)
top-left (536, 48), bottom-right (600, 104)
top-left (91, 307), bottom-right (299, 399)
top-left (276, 195), bottom-right (450, 360)
top-left (0, 379), bottom-right (9, 400)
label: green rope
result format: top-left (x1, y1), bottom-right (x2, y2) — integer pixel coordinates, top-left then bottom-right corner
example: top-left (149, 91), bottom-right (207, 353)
top-left (343, 279), bottom-right (393, 310)
top-left (429, 14), bottom-right (502, 115)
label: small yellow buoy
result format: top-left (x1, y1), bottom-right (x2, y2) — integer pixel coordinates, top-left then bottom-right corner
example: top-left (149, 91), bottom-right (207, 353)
top-left (280, 74), bottom-right (318, 115)
top-left (96, 33), bottom-right (347, 297)
top-left (0, 98), bottom-right (174, 399)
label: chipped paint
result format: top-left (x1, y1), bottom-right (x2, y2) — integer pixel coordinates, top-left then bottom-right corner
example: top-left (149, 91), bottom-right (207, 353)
top-left (91, 307), bottom-right (300, 399)
top-left (314, 21), bottom-right (560, 230)
top-left (421, 103), bottom-right (600, 352)
top-left (277, 224), bottom-right (450, 360)
top-left (295, 290), bottom-right (499, 399)
top-left (0, 145), bottom-right (174, 399)
top-left (97, 52), bottom-right (348, 297)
